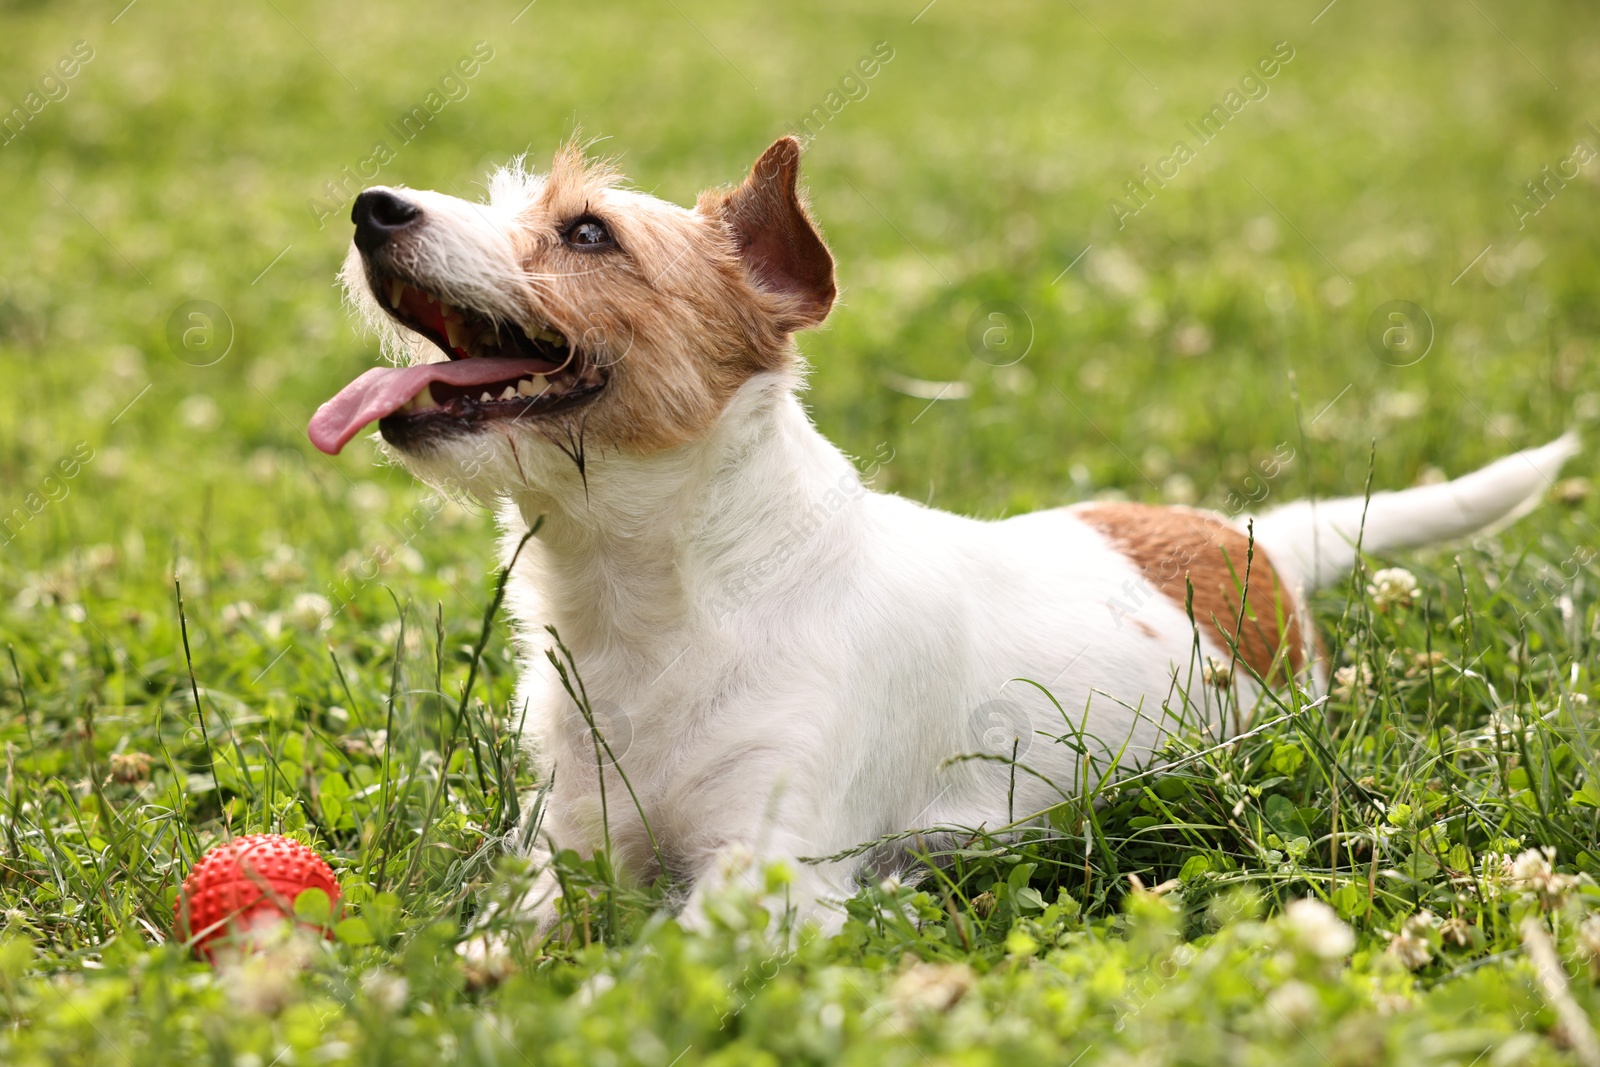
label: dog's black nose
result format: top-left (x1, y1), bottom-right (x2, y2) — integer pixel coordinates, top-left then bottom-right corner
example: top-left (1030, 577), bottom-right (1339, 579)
top-left (351, 188), bottom-right (421, 254)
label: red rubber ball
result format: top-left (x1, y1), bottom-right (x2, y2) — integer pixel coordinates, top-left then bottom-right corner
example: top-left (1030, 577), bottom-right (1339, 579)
top-left (175, 834), bottom-right (341, 957)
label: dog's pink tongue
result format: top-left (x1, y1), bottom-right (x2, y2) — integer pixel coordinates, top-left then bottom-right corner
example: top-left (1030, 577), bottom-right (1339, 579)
top-left (308, 358), bottom-right (559, 455)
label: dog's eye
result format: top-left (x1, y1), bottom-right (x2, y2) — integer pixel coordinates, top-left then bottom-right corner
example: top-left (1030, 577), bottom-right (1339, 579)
top-left (564, 218), bottom-right (614, 249)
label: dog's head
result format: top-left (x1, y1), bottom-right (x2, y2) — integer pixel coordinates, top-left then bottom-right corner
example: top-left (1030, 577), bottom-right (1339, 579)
top-left (309, 137), bottom-right (834, 496)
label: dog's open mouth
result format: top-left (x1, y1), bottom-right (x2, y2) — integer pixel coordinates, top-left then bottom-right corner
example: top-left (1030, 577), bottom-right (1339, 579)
top-left (308, 275), bottom-right (606, 455)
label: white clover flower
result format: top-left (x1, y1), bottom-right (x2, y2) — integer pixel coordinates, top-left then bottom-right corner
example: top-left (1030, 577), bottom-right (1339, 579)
top-left (172, 556), bottom-right (207, 596)
top-left (1265, 980), bottom-right (1320, 1027)
top-left (359, 970), bottom-right (410, 1013)
top-left (1477, 850), bottom-right (1516, 900)
top-left (1387, 930), bottom-right (1431, 970)
top-left (248, 449), bottom-right (282, 482)
top-left (1439, 916), bottom-right (1474, 948)
top-left (219, 600), bottom-right (257, 633)
top-left (12, 579), bottom-right (42, 611)
top-left (216, 924), bottom-right (316, 1015)
top-left (1509, 846), bottom-right (1577, 908)
top-left (178, 394), bottom-right (222, 431)
top-left (338, 730), bottom-right (388, 760)
top-left (1375, 391), bottom-right (1425, 421)
top-left (1575, 915), bottom-right (1600, 976)
top-left (1367, 567), bottom-right (1420, 613)
top-left (1332, 663), bottom-right (1375, 702)
top-left (108, 751), bottom-right (153, 784)
top-left (1385, 910), bottom-right (1437, 970)
top-left (81, 544), bottom-right (118, 572)
top-left (1283, 898), bottom-right (1355, 960)
top-left (1406, 650), bottom-right (1446, 677)
top-left (1510, 846), bottom-right (1555, 884)
top-left (1172, 320), bottom-right (1214, 357)
top-left (286, 592), bottom-right (333, 632)
top-left (1202, 656), bottom-right (1233, 689)
top-left (1554, 477), bottom-right (1591, 505)
top-left (1486, 707), bottom-right (1525, 739)
top-left (349, 482), bottom-right (388, 513)
top-left (261, 544), bottom-right (306, 583)
top-left (889, 961), bottom-right (975, 1017)
top-left (571, 972), bottom-right (617, 1009)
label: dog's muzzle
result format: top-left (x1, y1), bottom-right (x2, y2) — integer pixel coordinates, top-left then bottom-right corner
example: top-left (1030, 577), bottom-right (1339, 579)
top-left (351, 188), bottom-right (421, 256)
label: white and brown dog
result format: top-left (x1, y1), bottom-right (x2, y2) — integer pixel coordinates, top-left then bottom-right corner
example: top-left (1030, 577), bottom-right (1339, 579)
top-left (310, 137), bottom-right (1577, 931)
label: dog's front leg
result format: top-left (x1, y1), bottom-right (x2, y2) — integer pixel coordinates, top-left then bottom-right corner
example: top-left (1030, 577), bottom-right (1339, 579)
top-left (496, 842), bottom-right (566, 933)
top-left (679, 842), bottom-right (854, 938)
top-left (458, 836), bottom-right (564, 968)
top-left (461, 778), bottom-right (595, 963)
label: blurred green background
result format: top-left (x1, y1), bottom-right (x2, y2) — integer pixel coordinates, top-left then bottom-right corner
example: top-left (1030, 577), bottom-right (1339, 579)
top-left (2, 0), bottom-right (1598, 822)
top-left (4, 0), bottom-right (1597, 557)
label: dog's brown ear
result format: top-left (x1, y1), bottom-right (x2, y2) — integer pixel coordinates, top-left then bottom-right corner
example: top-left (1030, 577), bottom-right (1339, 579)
top-left (701, 137), bottom-right (835, 329)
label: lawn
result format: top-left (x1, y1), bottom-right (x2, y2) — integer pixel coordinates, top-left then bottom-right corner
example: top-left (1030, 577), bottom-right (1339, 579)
top-left (3, 0), bottom-right (1600, 1063)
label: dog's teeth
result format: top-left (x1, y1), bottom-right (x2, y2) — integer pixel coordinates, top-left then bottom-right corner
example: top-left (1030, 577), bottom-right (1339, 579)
top-left (445, 318), bottom-right (473, 351)
top-left (479, 391), bottom-right (493, 403)
top-left (499, 386), bottom-right (517, 400)
top-left (399, 385), bottom-right (439, 414)
top-left (516, 378), bottom-right (540, 397)
top-left (386, 278), bottom-right (405, 309)
top-left (523, 324), bottom-right (566, 345)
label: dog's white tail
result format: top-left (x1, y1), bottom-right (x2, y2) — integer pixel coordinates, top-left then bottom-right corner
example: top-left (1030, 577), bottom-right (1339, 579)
top-left (1252, 433), bottom-right (1580, 590)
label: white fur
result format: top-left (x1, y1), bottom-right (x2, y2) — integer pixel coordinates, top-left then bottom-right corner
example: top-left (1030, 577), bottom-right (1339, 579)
top-left (1253, 433), bottom-right (1580, 587)
top-left (347, 165), bottom-right (1579, 933)
top-left (484, 374), bottom-right (1575, 931)
top-left (339, 173), bottom-right (546, 368)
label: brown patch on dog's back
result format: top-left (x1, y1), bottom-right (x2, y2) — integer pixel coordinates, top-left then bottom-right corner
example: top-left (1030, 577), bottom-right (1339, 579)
top-left (1079, 502), bottom-right (1307, 681)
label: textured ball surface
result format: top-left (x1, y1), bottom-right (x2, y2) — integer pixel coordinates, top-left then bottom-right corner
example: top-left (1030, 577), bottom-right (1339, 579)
top-left (175, 834), bottom-right (340, 957)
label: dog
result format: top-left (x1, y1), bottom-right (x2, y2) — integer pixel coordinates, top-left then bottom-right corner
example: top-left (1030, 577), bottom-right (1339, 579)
top-left (310, 136), bottom-right (1578, 932)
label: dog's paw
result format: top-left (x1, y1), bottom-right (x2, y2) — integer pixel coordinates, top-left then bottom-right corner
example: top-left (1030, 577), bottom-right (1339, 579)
top-left (456, 884), bottom-right (560, 989)
top-left (458, 930), bottom-right (517, 991)
top-left (678, 846), bottom-right (851, 942)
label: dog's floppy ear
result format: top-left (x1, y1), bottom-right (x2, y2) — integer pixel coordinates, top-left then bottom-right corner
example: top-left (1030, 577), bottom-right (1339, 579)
top-left (701, 137), bottom-right (836, 329)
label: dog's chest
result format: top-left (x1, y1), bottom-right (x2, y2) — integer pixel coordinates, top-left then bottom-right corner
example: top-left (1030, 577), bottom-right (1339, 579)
top-left (523, 644), bottom-right (791, 850)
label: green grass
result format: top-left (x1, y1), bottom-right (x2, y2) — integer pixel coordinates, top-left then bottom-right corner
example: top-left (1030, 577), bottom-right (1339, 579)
top-left (4, 0), bottom-right (1600, 1062)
